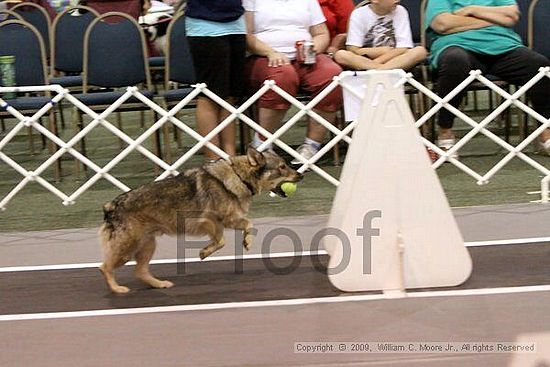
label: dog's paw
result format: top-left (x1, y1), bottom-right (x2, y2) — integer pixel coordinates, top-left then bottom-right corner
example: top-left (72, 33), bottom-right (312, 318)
top-left (112, 285), bottom-right (130, 294)
top-left (199, 249), bottom-right (210, 260)
top-left (243, 235), bottom-right (254, 251)
top-left (155, 280), bottom-right (174, 289)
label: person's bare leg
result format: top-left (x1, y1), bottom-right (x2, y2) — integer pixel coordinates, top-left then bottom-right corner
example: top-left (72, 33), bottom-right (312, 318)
top-left (306, 110), bottom-right (337, 143)
top-left (333, 50), bottom-right (383, 70)
top-left (540, 128), bottom-right (550, 143)
top-left (196, 96), bottom-right (221, 160)
top-left (258, 107), bottom-right (287, 135)
top-left (377, 46), bottom-right (428, 71)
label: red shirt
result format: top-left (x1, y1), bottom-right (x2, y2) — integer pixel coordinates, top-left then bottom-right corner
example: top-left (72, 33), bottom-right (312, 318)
top-left (318, 0), bottom-right (355, 39)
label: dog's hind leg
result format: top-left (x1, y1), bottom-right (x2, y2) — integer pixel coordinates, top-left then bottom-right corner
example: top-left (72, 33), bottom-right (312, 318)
top-left (134, 237), bottom-right (174, 289)
top-left (99, 252), bottom-right (132, 294)
top-left (199, 219), bottom-right (225, 260)
top-left (99, 224), bottom-right (134, 294)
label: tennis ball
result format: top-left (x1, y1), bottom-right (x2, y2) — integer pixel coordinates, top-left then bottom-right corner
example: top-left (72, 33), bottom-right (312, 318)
top-left (281, 182), bottom-right (297, 196)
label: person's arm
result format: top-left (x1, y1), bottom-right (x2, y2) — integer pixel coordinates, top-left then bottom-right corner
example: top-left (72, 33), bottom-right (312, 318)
top-left (244, 11), bottom-right (290, 67)
top-left (347, 45), bottom-right (394, 59)
top-left (327, 33), bottom-right (347, 55)
top-left (310, 22), bottom-right (330, 54)
top-left (373, 48), bottom-right (408, 64)
top-left (453, 5), bottom-right (519, 28)
top-left (430, 12), bottom-right (493, 35)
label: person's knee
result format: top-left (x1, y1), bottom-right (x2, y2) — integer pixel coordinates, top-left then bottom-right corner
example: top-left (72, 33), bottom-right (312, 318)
top-left (411, 46), bottom-right (428, 60)
top-left (267, 64), bottom-right (299, 91)
top-left (333, 50), bottom-right (351, 65)
top-left (439, 46), bottom-right (470, 70)
top-left (531, 52), bottom-right (550, 68)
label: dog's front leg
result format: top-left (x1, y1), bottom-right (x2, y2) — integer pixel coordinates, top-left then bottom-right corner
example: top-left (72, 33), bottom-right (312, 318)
top-left (232, 218), bottom-right (255, 251)
top-left (198, 218), bottom-right (225, 260)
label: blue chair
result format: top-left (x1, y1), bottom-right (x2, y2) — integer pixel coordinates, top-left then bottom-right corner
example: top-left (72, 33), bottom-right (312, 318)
top-left (0, 9), bottom-right (24, 22)
top-left (529, 0), bottom-right (550, 57)
top-left (11, 2), bottom-right (51, 57)
top-left (50, 6), bottom-right (100, 88)
top-left (514, 0), bottom-right (530, 45)
top-left (0, 19), bottom-right (61, 179)
top-left (50, 6), bottom-right (100, 130)
top-left (161, 12), bottom-right (196, 161)
top-left (74, 11), bottom-right (157, 170)
top-left (400, 0), bottom-right (422, 44)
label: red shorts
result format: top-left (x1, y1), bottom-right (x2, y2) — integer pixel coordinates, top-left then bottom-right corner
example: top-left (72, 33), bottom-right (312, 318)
top-left (245, 54), bottom-right (343, 112)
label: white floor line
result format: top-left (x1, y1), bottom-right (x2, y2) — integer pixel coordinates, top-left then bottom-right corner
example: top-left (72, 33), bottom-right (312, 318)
top-left (2, 236), bottom-right (550, 273)
top-left (1, 284), bottom-right (549, 322)
top-left (0, 250), bottom-right (327, 273)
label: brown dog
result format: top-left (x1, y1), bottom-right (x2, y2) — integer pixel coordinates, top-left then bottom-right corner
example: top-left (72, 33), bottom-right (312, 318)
top-left (99, 148), bottom-right (303, 293)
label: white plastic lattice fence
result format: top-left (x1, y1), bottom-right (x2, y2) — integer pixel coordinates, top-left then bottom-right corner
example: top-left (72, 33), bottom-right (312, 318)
top-left (0, 67), bottom-right (549, 211)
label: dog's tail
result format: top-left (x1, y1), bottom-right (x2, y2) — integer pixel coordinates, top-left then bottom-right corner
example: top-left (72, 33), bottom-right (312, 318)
top-left (100, 201), bottom-right (117, 241)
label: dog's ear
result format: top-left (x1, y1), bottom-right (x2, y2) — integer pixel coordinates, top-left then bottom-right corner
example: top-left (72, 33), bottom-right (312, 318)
top-left (247, 147), bottom-right (266, 167)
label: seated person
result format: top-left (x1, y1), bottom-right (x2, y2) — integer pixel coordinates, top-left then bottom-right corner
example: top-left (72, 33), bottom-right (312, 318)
top-left (334, 0), bottom-right (427, 71)
top-left (318, 0), bottom-right (355, 56)
top-left (425, 0), bottom-right (550, 155)
top-left (244, 0), bottom-right (343, 164)
top-left (79, 0), bottom-right (150, 20)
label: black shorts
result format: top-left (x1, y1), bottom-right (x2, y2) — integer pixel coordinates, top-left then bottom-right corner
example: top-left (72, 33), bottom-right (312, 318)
top-left (187, 34), bottom-right (246, 99)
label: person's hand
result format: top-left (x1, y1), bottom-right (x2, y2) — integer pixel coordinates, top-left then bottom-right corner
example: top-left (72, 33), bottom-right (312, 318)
top-left (454, 5), bottom-right (477, 17)
top-left (326, 46), bottom-right (338, 57)
top-left (267, 51), bottom-right (290, 67)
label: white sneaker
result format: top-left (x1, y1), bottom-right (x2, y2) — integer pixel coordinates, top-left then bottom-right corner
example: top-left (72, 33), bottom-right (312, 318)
top-left (436, 138), bottom-right (459, 160)
top-left (291, 143), bottom-right (319, 165)
top-left (250, 133), bottom-right (273, 153)
top-left (537, 138), bottom-right (550, 156)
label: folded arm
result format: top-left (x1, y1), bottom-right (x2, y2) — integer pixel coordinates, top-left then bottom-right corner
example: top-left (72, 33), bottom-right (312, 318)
top-left (347, 45), bottom-right (397, 59)
top-left (430, 12), bottom-right (494, 35)
top-left (454, 5), bottom-right (519, 27)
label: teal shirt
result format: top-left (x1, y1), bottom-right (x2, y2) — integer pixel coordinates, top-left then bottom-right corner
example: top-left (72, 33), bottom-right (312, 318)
top-left (425, 0), bottom-right (523, 68)
top-left (186, 15), bottom-right (246, 37)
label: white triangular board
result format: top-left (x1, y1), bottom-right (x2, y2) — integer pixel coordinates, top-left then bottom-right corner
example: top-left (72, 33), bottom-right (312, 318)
top-left (324, 71), bottom-right (472, 292)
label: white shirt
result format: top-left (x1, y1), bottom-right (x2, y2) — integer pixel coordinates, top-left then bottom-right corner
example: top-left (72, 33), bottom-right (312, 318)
top-left (346, 5), bottom-right (413, 49)
top-left (243, 0), bottom-right (326, 59)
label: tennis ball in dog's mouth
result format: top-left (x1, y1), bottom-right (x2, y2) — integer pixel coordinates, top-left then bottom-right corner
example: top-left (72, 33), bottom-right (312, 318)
top-left (281, 182), bottom-right (297, 196)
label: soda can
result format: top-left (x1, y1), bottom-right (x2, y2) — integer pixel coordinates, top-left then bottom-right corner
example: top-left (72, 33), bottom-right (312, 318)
top-left (295, 40), bottom-right (305, 63)
top-left (295, 40), bottom-right (316, 65)
top-left (0, 55), bottom-right (16, 100)
top-left (302, 41), bottom-right (316, 65)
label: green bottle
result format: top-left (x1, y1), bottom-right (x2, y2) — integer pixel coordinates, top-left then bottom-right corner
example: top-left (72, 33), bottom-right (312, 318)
top-left (0, 55), bottom-right (16, 100)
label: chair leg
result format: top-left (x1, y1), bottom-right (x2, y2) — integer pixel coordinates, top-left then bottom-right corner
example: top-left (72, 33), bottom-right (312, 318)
top-left (58, 101), bottom-right (66, 130)
top-left (332, 109), bottom-right (344, 167)
top-left (152, 110), bottom-right (161, 175)
top-left (40, 117), bottom-right (47, 150)
top-left (28, 124), bottom-right (35, 155)
top-left (47, 110), bottom-right (62, 182)
top-left (116, 112), bottom-right (124, 151)
top-left (75, 109), bottom-right (86, 180)
top-left (161, 101), bottom-right (172, 163)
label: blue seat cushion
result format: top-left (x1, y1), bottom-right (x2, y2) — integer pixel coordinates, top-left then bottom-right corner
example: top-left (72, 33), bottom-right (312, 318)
top-left (163, 88), bottom-right (194, 103)
top-left (0, 96), bottom-right (54, 111)
top-left (149, 56), bottom-right (165, 68)
top-left (50, 75), bottom-right (83, 88)
top-left (74, 90), bottom-right (155, 106)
